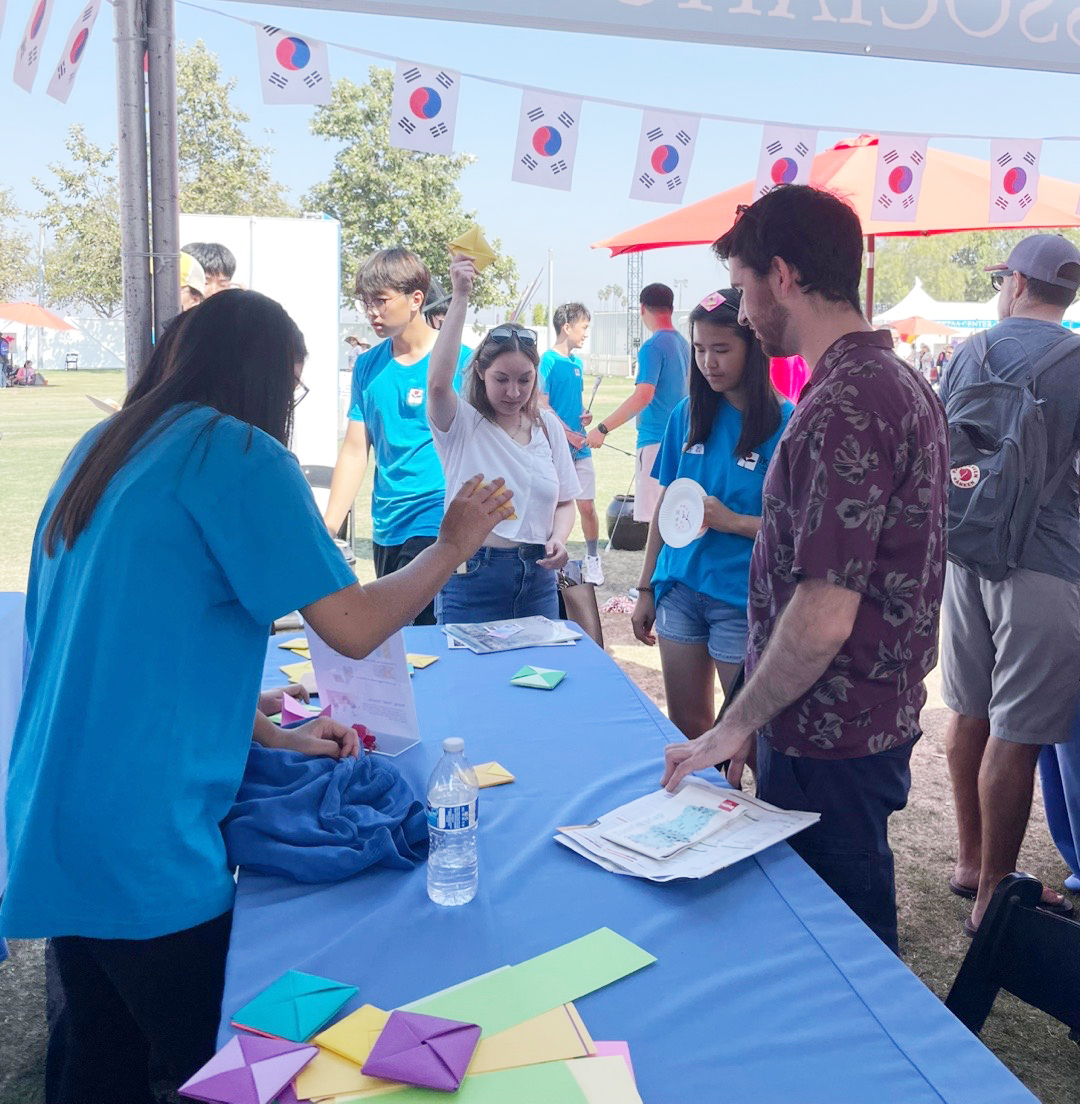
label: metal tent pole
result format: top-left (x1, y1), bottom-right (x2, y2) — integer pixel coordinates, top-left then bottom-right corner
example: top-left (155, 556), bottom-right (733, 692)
top-left (865, 234), bottom-right (876, 320)
top-left (146, 0), bottom-right (181, 329)
top-left (113, 0), bottom-right (152, 385)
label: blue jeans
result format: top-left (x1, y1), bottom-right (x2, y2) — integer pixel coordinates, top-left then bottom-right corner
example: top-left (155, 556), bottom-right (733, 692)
top-left (756, 736), bottom-right (916, 954)
top-left (436, 545), bottom-right (558, 624)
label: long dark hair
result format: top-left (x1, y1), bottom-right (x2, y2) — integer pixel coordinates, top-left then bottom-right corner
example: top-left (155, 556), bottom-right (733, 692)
top-left (686, 289), bottom-right (780, 458)
top-left (45, 290), bottom-right (306, 555)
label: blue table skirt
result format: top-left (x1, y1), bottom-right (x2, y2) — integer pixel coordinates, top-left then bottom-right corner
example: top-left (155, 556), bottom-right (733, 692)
top-left (219, 626), bottom-right (1032, 1104)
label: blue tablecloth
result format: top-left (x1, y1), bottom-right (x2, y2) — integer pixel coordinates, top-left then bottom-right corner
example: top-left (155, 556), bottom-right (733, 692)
top-left (220, 627), bottom-right (1033, 1104)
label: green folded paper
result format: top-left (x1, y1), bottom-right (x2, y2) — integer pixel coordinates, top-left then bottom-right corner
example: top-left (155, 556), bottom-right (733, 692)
top-left (510, 665), bottom-right (565, 690)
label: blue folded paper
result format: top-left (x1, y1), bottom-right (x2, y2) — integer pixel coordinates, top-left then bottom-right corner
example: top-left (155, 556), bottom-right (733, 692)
top-left (222, 744), bottom-right (428, 882)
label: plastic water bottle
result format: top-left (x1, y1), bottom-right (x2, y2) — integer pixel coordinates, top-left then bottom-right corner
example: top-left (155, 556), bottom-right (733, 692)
top-left (426, 737), bottom-right (479, 906)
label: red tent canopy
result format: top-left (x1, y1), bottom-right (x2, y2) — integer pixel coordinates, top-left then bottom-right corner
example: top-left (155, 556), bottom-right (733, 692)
top-left (594, 136), bottom-right (1080, 256)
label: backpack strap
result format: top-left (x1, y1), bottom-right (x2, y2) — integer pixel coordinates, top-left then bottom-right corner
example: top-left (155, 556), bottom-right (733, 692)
top-left (1033, 332), bottom-right (1080, 507)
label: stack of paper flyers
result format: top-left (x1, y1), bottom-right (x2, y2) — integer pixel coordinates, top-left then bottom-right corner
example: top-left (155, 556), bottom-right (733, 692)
top-left (556, 778), bottom-right (820, 882)
top-left (443, 616), bottom-right (582, 654)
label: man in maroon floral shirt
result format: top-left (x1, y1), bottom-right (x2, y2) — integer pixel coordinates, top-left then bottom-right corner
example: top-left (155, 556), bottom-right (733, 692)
top-left (663, 186), bottom-right (948, 952)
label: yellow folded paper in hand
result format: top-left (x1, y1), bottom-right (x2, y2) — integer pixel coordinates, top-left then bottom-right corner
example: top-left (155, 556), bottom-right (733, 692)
top-left (474, 762), bottom-right (515, 788)
top-left (449, 226), bottom-right (496, 272)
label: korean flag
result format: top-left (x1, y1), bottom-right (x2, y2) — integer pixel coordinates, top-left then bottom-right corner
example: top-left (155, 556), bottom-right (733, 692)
top-left (511, 91), bottom-right (582, 193)
top-left (390, 61), bottom-right (461, 156)
top-left (630, 111), bottom-right (699, 205)
top-left (753, 126), bottom-right (816, 200)
top-left (46, 0), bottom-right (99, 105)
top-left (13, 0), bottom-right (56, 93)
top-left (989, 139), bottom-right (1041, 224)
top-left (870, 136), bottom-right (928, 223)
top-left (255, 26), bottom-right (331, 106)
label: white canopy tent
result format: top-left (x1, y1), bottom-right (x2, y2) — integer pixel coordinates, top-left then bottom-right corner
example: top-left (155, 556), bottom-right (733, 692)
top-left (112, 0), bottom-right (1080, 378)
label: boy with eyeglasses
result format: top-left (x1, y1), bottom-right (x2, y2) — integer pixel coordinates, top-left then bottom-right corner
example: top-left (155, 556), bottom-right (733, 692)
top-left (325, 247), bottom-right (471, 625)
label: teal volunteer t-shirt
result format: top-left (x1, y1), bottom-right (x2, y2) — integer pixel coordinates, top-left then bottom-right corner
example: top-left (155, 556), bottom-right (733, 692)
top-left (0, 405), bottom-right (357, 940)
top-left (635, 329), bottom-right (690, 448)
top-left (651, 396), bottom-right (793, 610)
top-left (539, 349), bottom-right (591, 461)
top-left (349, 339), bottom-right (471, 546)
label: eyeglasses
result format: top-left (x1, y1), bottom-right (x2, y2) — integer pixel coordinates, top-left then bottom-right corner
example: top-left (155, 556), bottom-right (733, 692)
top-left (990, 271), bottom-right (1013, 292)
top-left (361, 292), bottom-right (405, 315)
top-left (485, 323), bottom-right (537, 348)
top-left (293, 380), bottom-right (309, 408)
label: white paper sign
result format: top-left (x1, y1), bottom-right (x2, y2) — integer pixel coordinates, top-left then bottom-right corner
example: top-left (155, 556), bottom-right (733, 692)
top-left (45, 0), bottom-right (98, 105)
top-left (390, 60), bottom-right (461, 155)
top-left (629, 110), bottom-right (699, 205)
top-left (871, 136), bottom-right (929, 223)
top-left (254, 25), bottom-right (331, 106)
top-left (989, 139), bottom-right (1041, 224)
top-left (511, 91), bottom-right (582, 193)
top-left (13, 0), bottom-right (55, 93)
top-left (753, 125), bottom-right (816, 200)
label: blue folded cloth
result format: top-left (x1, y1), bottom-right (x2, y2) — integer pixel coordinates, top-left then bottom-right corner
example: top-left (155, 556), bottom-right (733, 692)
top-left (223, 744), bottom-right (428, 883)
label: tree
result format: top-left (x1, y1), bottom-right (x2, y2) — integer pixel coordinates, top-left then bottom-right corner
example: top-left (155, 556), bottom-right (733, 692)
top-left (35, 127), bottom-right (123, 316)
top-left (177, 41), bottom-right (293, 217)
top-left (531, 303), bottom-right (549, 328)
top-left (305, 68), bottom-right (518, 309)
top-left (0, 188), bottom-right (34, 299)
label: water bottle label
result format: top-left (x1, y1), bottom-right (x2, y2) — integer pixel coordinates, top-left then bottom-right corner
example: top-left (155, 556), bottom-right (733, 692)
top-left (427, 799), bottom-right (478, 830)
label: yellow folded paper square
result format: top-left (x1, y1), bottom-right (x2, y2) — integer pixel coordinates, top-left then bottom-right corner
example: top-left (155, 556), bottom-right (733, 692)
top-left (449, 226), bottom-right (496, 272)
top-left (469, 1002), bottom-right (593, 1073)
top-left (278, 637), bottom-right (309, 654)
top-left (405, 653), bottom-right (439, 670)
top-left (280, 660), bottom-right (314, 683)
top-left (292, 1043), bottom-right (397, 1100)
top-left (313, 1004), bottom-right (390, 1066)
top-left (474, 762), bottom-right (515, 788)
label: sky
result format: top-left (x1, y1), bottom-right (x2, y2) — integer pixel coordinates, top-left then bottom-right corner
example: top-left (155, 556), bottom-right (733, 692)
top-left (5, 0), bottom-right (1080, 311)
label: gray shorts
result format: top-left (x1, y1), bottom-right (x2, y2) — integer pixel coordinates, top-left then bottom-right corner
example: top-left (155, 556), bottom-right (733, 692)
top-left (940, 563), bottom-right (1080, 744)
top-left (573, 455), bottom-right (596, 500)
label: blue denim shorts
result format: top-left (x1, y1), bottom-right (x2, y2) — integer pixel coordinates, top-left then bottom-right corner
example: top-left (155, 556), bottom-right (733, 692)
top-left (655, 582), bottom-right (748, 664)
top-left (436, 544), bottom-right (558, 624)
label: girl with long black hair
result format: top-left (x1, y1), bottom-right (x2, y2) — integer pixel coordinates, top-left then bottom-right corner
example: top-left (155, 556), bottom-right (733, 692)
top-left (0, 290), bottom-right (511, 1103)
top-left (631, 289), bottom-right (793, 740)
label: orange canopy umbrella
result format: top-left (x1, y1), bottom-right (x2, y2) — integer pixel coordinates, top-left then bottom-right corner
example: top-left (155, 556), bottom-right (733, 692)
top-left (884, 316), bottom-right (962, 338)
top-left (593, 135), bottom-right (1080, 256)
top-left (0, 302), bottom-right (76, 330)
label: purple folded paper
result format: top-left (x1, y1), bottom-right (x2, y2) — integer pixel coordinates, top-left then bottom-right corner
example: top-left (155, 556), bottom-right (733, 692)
top-left (361, 1009), bottom-right (481, 1092)
top-left (179, 1035), bottom-right (316, 1104)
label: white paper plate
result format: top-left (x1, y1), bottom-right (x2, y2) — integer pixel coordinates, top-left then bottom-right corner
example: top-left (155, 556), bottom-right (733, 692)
top-left (658, 478), bottom-right (707, 548)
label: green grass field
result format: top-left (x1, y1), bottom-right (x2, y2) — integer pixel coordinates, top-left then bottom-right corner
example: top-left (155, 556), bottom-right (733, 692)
top-left (2, 372), bottom-right (1079, 1104)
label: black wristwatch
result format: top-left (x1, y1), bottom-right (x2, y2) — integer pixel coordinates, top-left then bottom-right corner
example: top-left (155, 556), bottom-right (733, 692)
top-left (597, 422), bottom-right (610, 436)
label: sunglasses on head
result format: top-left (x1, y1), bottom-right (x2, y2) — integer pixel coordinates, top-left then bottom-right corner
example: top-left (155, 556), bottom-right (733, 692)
top-left (486, 323), bottom-right (537, 348)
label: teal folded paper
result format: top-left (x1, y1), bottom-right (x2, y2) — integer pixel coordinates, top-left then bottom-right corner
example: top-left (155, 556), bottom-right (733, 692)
top-left (510, 666), bottom-right (565, 690)
top-left (230, 970), bottom-right (358, 1042)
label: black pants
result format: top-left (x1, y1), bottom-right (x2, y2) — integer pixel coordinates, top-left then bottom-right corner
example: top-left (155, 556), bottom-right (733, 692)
top-left (756, 736), bottom-right (916, 954)
top-left (372, 535), bottom-right (438, 626)
top-left (45, 910), bottom-right (232, 1104)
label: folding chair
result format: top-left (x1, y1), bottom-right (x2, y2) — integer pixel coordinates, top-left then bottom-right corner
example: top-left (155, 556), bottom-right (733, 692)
top-left (945, 873), bottom-right (1080, 1041)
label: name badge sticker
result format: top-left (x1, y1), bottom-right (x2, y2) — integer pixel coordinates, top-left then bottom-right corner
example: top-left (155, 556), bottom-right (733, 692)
top-left (406, 387), bottom-right (424, 407)
top-left (737, 451), bottom-right (761, 471)
top-left (688, 443), bottom-right (705, 455)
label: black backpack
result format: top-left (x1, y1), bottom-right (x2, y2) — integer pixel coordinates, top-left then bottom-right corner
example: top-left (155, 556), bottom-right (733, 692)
top-left (945, 329), bottom-right (1080, 581)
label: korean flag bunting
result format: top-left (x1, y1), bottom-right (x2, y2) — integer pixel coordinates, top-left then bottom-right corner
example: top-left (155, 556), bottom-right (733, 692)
top-left (753, 126), bottom-right (816, 200)
top-left (390, 61), bottom-right (461, 155)
top-left (870, 136), bottom-right (928, 223)
top-left (255, 25), bottom-right (331, 105)
top-left (13, 0), bottom-right (55, 93)
top-left (989, 139), bottom-right (1041, 223)
top-left (45, 0), bottom-right (99, 104)
top-left (512, 91), bottom-right (582, 192)
top-left (630, 111), bottom-right (699, 204)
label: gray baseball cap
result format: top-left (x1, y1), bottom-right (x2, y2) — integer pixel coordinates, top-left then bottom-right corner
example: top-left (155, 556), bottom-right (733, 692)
top-left (985, 234), bottom-right (1080, 290)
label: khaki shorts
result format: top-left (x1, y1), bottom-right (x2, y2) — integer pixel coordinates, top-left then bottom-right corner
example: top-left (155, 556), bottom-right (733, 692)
top-left (634, 444), bottom-right (662, 522)
top-left (940, 563), bottom-right (1080, 744)
top-left (573, 455), bottom-right (596, 500)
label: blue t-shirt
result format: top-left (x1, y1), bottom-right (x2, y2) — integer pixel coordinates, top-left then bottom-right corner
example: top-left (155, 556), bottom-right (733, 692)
top-left (0, 405), bottom-right (356, 940)
top-left (349, 339), bottom-right (471, 546)
top-left (651, 396), bottom-right (793, 610)
top-left (636, 329), bottom-right (690, 448)
top-left (539, 349), bottom-right (590, 460)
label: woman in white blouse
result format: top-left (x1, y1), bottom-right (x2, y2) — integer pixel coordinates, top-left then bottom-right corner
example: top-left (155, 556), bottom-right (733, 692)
top-left (428, 254), bottom-right (581, 623)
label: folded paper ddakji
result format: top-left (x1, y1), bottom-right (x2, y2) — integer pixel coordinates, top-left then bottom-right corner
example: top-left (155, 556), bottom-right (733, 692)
top-left (473, 762), bottom-right (515, 788)
top-left (448, 226), bottom-right (496, 272)
top-left (230, 970), bottom-right (358, 1042)
top-left (178, 1035), bottom-right (317, 1104)
top-left (361, 1010), bottom-right (481, 1092)
top-left (510, 665), bottom-right (565, 690)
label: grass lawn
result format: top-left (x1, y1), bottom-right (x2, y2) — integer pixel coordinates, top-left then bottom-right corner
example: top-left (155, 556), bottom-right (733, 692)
top-left (1, 374), bottom-right (1079, 1103)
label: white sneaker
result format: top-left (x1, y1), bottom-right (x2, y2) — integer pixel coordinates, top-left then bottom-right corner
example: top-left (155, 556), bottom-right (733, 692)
top-left (583, 555), bottom-right (605, 586)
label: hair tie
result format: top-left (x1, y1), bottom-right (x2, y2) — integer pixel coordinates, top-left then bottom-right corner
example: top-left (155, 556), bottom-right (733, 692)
top-left (698, 291), bottom-right (726, 310)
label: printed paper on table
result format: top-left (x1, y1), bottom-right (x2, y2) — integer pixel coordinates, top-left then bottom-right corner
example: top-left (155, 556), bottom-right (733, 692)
top-left (390, 60), bottom-right (461, 155)
top-left (629, 110), bottom-right (699, 204)
top-left (599, 785), bottom-right (746, 859)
